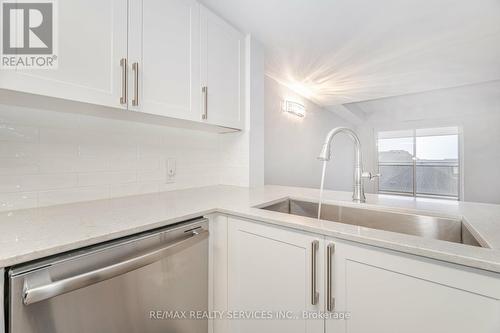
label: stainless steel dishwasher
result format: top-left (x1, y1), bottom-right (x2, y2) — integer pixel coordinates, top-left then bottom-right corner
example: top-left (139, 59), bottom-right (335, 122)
top-left (7, 218), bottom-right (209, 333)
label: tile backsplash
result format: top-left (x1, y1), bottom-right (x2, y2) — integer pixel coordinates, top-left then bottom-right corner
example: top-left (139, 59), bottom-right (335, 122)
top-left (0, 103), bottom-right (249, 211)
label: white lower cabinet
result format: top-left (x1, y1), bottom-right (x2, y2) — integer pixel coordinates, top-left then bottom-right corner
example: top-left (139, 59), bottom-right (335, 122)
top-left (227, 217), bottom-right (324, 333)
top-left (210, 216), bottom-right (500, 333)
top-left (326, 239), bottom-right (500, 333)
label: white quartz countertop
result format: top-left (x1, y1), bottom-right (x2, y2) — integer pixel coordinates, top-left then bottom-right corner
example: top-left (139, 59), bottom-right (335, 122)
top-left (1, 185), bottom-right (500, 273)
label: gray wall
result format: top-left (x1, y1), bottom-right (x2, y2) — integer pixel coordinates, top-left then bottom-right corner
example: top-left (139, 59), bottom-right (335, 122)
top-left (347, 80), bottom-right (500, 204)
top-left (264, 77), bottom-right (356, 191)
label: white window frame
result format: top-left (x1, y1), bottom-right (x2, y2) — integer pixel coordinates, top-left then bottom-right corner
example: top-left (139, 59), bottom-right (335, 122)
top-left (374, 127), bottom-right (464, 201)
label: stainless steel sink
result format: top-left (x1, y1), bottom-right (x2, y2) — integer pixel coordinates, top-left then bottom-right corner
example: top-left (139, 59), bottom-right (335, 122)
top-left (258, 199), bottom-right (483, 247)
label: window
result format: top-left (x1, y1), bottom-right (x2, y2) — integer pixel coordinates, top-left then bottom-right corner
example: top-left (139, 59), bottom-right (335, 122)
top-left (377, 127), bottom-right (460, 200)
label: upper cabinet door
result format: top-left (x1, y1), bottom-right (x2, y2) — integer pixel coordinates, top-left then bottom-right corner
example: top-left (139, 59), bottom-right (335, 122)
top-left (0, 0), bottom-right (128, 109)
top-left (128, 0), bottom-right (200, 121)
top-left (201, 6), bottom-right (244, 129)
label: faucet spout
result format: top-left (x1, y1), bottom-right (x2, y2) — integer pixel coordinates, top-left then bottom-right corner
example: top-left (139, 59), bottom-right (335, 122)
top-left (318, 127), bottom-right (366, 202)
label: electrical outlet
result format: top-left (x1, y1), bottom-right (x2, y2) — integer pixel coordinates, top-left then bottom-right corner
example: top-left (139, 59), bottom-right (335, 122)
top-left (166, 158), bottom-right (176, 183)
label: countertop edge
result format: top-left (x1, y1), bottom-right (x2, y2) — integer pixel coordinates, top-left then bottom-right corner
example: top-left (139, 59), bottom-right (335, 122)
top-left (0, 209), bottom-right (217, 268)
top-left (2, 206), bottom-right (498, 275)
top-left (217, 209), bottom-right (500, 274)
top-left (0, 185), bottom-right (499, 274)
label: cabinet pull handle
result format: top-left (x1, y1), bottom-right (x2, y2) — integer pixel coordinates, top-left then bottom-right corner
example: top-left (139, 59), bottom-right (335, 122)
top-left (327, 243), bottom-right (335, 312)
top-left (311, 240), bottom-right (319, 305)
top-left (120, 58), bottom-right (128, 105)
top-left (202, 86), bottom-right (208, 120)
top-left (132, 62), bottom-right (139, 106)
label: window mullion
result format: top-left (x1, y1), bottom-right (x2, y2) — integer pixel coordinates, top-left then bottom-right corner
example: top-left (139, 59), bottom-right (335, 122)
top-left (413, 129), bottom-right (416, 198)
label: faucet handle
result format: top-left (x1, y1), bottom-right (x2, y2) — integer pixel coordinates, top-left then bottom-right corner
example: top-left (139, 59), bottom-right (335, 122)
top-left (362, 171), bottom-right (381, 181)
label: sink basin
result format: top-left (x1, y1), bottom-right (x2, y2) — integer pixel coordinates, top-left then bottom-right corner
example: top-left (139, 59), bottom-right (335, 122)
top-left (258, 199), bottom-right (483, 247)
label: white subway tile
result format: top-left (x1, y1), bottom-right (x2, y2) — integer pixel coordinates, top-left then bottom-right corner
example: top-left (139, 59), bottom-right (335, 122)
top-left (38, 186), bottom-right (109, 207)
top-left (136, 156), bottom-right (161, 172)
top-left (74, 157), bottom-right (109, 173)
top-left (40, 156), bottom-right (114, 174)
top-left (138, 143), bottom-right (170, 158)
top-left (220, 166), bottom-right (249, 186)
top-left (158, 183), bottom-right (178, 192)
top-left (181, 148), bottom-right (219, 167)
top-left (0, 174), bottom-right (78, 193)
top-left (133, 129), bottom-right (164, 146)
top-left (0, 158), bottom-right (39, 175)
top-left (0, 192), bottom-right (38, 211)
top-left (39, 157), bottom-right (77, 173)
top-left (0, 123), bottom-right (39, 142)
top-left (138, 169), bottom-right (165, 182)
top-left (176, 166), bottom-right (220, 188)
top-left (39, 126), bottom-right (82, 144)
top-left (110, 182), bottom-right (159, 198)
top-left (0, 176), bottom-right (23, 192)
top-left (79, 142), bottom-right (137, 158)
top-left (109, 155), bottom-right (139, 171)
top-left (0, 142), bottom-right (39, 158)
top-left (39, 142), bottom-right (79, 156)
top-left (78, 171), bottom-right (136, 187)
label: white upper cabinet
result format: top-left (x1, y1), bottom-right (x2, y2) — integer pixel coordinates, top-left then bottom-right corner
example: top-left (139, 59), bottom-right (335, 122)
top-left (0, 0), bottom-right (128, 109)
top-left (128, 0), bottom-right (201, 121)
top-left (0, 0), bottom-right (245, 130)
top-left (200, 6), bottom-right (244, 129)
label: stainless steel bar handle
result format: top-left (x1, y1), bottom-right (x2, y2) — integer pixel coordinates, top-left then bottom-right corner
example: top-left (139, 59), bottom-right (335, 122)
top-left (120, 58), bottom-right (128, 104)
top-left (23, 229), bottom-right (209, 305)
top-left (311, 240), bottom-right (319, 305)
top-left (132, 62), bottom-right (139, 106)
top-left (202, 86), bottom-right (208, 120)
top-left (326, 243), bottom-right (335, 312)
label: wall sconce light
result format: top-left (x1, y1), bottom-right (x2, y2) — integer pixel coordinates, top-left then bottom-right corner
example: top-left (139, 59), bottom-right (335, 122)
top-left (282, 100), bottom-right (306, 117)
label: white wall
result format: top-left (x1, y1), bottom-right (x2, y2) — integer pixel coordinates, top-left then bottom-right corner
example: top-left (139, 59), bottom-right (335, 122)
top-left (345, 80), bottom-right (500, 204)
top-left (264, 76), bottom-right (356, 191)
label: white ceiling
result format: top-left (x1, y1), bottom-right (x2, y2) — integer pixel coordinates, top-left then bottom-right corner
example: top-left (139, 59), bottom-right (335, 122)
top-left (199, 0), bottom-right (500, 106)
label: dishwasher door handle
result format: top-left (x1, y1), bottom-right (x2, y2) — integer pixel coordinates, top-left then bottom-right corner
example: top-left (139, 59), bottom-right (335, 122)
top-left (23, 229), bottom-right (209, 305)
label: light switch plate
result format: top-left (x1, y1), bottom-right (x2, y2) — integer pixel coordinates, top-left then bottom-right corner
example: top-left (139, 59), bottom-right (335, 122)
top-left (166, 158), bottom-right (176, 183)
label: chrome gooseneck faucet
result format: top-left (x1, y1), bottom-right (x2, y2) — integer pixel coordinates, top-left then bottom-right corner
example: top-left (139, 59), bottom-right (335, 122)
top-left (318, 127), bottom-right (379, 203)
